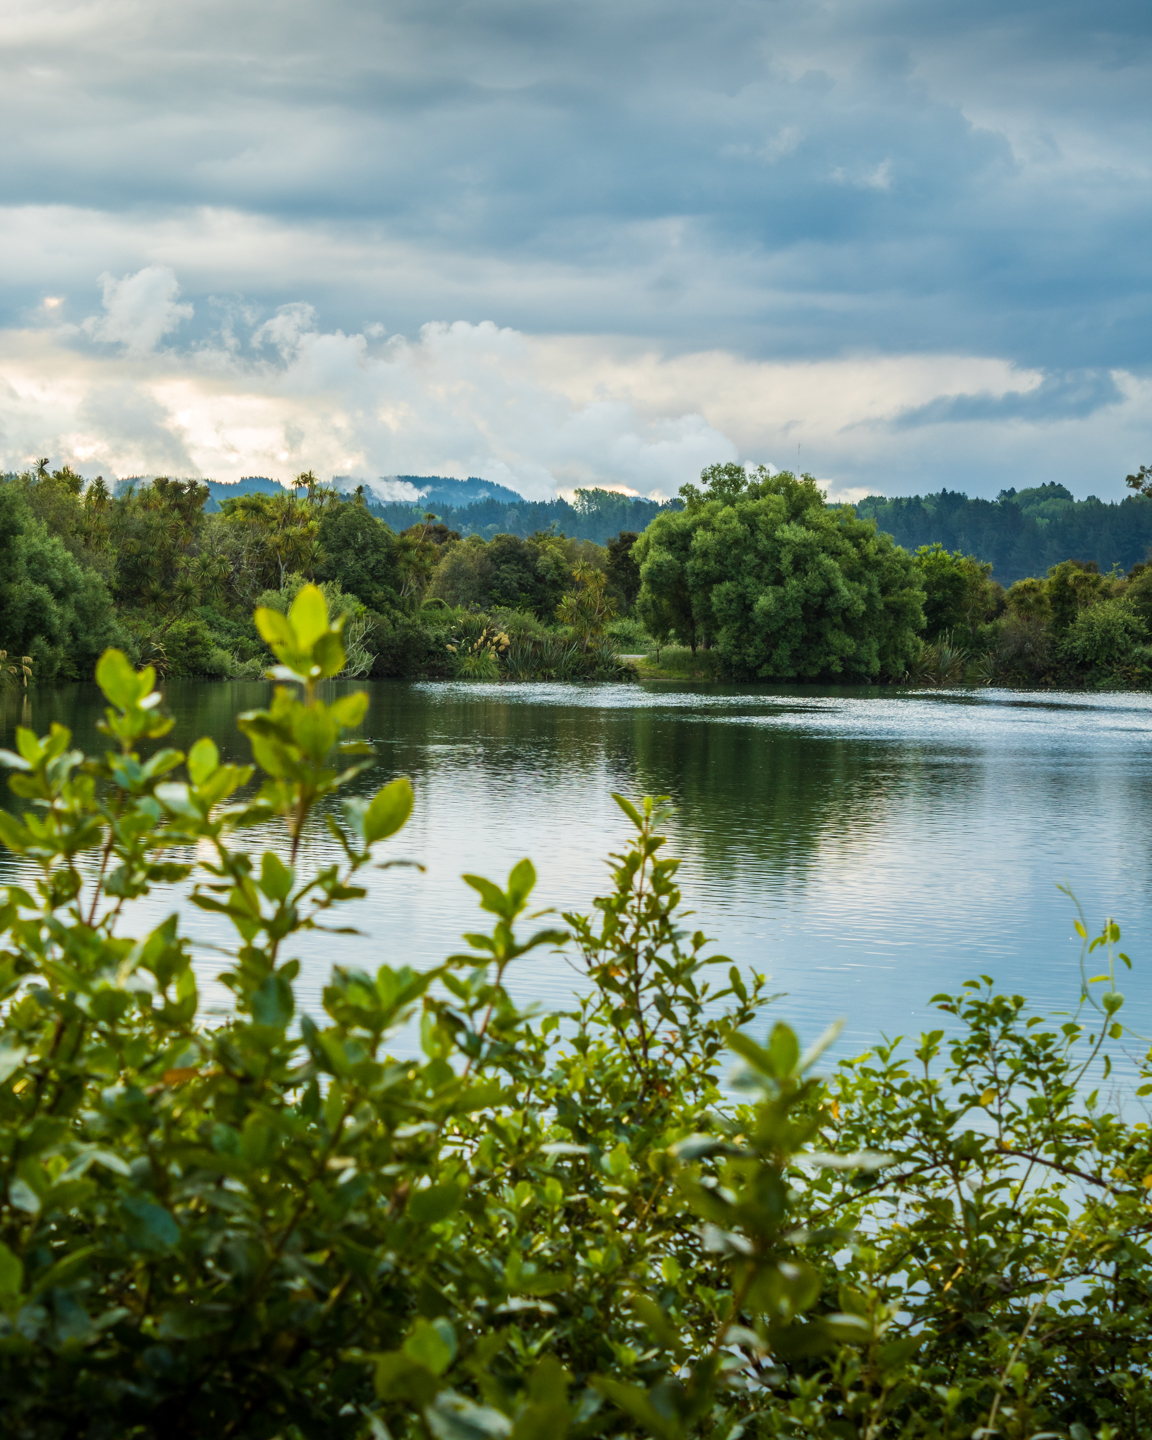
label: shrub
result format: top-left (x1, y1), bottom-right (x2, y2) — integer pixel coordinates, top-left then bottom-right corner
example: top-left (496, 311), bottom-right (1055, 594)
top-left (605, 615), bottom-right (650, 651)
top-left (366, 613), bottom-right (451, 679)
top-left (904, 632), bottom-right (970, 686)
top-left (158, 616), bottom-right (218, 676)
top-left (1058, 596), bottom-right (1150, 677)
top-left (2, 591), bottom-right (1152, 1438)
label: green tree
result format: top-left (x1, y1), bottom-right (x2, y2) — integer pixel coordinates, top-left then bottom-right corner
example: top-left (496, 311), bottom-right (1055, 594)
top-left (218, 487), bottom-right (323, 593)
top-left (635, 467), bottom-right (925, 680)
top-left (1125, 461), bottom-right (1152, 497)
top-left (605, 530), bottom-right (641, 611)
top-left (912, 542), bottom-right (1001, 639)
top-left (1059, 596), bottom-right (1150, 676)
top-left (430, 534), bottom-right (497, 608)
top-left (316, 499), bottom-right (403, 612)
top-left (111, 478), bottom-right (211, 610)
top-left (0, 484), bottom-right (124, 681)
top-left (395, 515), bottom-right (460, 608)
top-left (1046, 558), bottom-right (1108, 632)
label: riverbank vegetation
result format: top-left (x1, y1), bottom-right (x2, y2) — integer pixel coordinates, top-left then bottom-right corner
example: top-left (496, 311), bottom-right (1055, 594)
top-left (0, 602), bottom-right (1150, 1438)
top-left (0, 465), bottom-right (637, 687)
top-left (2, 458), bottom-right (1151, 690)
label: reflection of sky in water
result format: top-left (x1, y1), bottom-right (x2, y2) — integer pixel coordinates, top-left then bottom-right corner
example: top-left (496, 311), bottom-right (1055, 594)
top-left (2, 680), bottom-right (1151, 1069)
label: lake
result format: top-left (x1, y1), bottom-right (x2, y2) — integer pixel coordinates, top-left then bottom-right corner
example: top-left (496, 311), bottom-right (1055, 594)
top-left (3, 677), bottom-right (1151, 1063)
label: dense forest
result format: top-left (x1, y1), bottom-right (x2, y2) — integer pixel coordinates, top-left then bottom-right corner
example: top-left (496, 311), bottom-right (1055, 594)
top-left (2, 459), bottom-right (1152, 692)
top-left (856, 482), bottom-right (1152, 583)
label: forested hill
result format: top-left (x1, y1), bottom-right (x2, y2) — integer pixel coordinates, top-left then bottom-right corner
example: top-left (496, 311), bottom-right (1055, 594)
top-left (855, 484), bottom-right (1152, 584)
top-left (365, 486), bottom-right (682, 544)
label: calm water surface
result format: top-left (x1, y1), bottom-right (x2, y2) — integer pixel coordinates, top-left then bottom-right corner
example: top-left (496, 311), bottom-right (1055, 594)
top-left (3, 678), bottom-right (1151, 1060)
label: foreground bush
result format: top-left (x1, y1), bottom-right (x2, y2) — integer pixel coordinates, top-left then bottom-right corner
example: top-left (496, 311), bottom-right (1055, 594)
top-left (1, 588), bottom-right (1151, 1439)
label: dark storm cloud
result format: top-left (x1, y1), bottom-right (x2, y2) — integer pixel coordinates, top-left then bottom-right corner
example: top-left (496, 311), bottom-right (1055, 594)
top-left (2, 0), bottom-right (1149, 366)
top-left (892, 369), bottom-right (1126, 427)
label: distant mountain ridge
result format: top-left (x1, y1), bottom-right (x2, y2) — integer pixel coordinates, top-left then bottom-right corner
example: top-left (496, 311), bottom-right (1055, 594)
top-left (111, 473), bottom-right (530, 513)
top-left (353, 475), bottom-right (527, 507)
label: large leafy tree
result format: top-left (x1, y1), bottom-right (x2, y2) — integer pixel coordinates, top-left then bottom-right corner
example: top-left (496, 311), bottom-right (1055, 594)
top-left (217, 486), bottom-right (324, 594)
top-left (912, 542), bottom-right (1002, 639)
top-left (316, 495), bottom-right (404, 613)
top-left (635, 464), bottom-right (925, 680)
top-left (0, 483), bottom-right (124, 681)
top-left (111, 478), bottom-right (211, 609)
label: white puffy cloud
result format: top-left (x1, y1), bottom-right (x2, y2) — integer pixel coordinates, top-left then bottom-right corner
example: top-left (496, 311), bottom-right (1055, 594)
top-left (1, 271), bottom-right (1149, 499)
top-left (80, 266), bottom-right (193, 354)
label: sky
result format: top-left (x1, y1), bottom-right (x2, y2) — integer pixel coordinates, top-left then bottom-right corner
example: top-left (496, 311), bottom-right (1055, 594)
top-left (0, 0), bottom-right (1149, 501)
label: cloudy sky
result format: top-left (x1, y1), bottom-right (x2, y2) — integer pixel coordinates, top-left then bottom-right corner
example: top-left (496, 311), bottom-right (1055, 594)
top-left (1, 0), bottom-right (1149, 500)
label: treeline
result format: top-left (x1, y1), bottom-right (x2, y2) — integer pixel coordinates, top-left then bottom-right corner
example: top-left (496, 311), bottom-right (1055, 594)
top-left (0, 465), bottom-right (639, 686)
top-left (632, 464), bottom-right (1152, 689)
top-left (856, 482), bottom-right (1152, 584)
top-left (371, 479), bottom-right (1152, 583)
top-left (4, 458), bottom-right (1152, 692)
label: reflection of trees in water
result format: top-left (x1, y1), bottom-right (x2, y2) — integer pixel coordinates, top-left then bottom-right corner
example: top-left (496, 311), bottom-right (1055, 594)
top-left (361, 685), bottom-right (984, 900)
top-left (3, 678), bottom-right (987, 908)
top-left (619, 708), bottom-right (982, 896)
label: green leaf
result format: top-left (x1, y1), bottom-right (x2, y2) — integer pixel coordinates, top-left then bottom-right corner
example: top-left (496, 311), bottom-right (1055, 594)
top-left (254, 606), bottom-right (295, 649)
top-left (425, 1391), bottom-right (511, 1440)
top-left (96, 649), bottom-right (149, 709)
top-left (405, 1317), bottom-right (457, 1376)
top-left (820, 1312), bottom-right (873, 1344)
top-left (767, 1022), bottom-right (800, 1077)
top-left (372, 1351), bottom-right (441, 1404)
top-left (0, 812), bottom-right (31, 854)
top-left (9, 1178), bottom-right (40, 1215)
top-left (591, 1378), bottom-right (681, 1440)
top-left (289, 583), bottom-right (330, 648)
top-left (0, 1035), bottom-right (29, 1086)
top-left (157, 1302), bottom-right (232, 1338)
top-left (120, 1197), bottom-right (180, 1251)
top-left (14, 727), bottom-right (43, 764)
top-left (767, 1321), bottom-right (831, 1360)
top-left (188, 737), bottom-right (220, 785)
top-left (463, 873), bottom-right (514, 918)
top-left (506, 858), bottom-right (536, 911)
top-left (363, 777), bottom-right (414, 844)
top-left (259, 851), bottom-right (294, 902)
top-left (610, 794), bottom-right (646, 831)
top-left (409, 1180), bottom-right (465, 1225)
top-left (293, 703), bottom-right (338, 761)
top-left (252, 973), bottom-right (295, 1029)
top-left (727, 1030), bottom-right (776, 1077)
top-left (31, 1245), bottom-right (99, 1298)
top-left (330, 691), bottom-right (369, 727)
top-left (313, 630), bottom-right (347, 679)
top-left (877, 1335), bottom-right (921, 1368)
top-left (630, 1294), bottom-right (679, 1348)
top-left (0, 1242), bottom-right (23, 1295)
